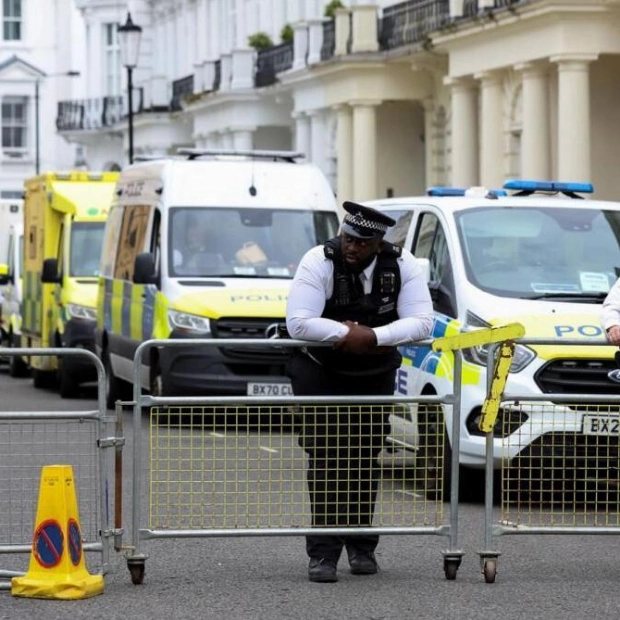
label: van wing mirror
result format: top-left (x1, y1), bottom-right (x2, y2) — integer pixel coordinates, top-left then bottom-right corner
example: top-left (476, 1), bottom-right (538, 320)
top-left (41, 258), bottom-right (61, 284)
top-left (134, 252), bottom-right (157, 285)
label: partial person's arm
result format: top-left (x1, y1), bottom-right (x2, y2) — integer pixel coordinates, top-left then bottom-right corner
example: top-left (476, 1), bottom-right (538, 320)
top-left (372, 251), bottom-right (434, 346)
top-left (601, 278), bottom-right (620, 345)
top-left (286, 247), bottom-right (349, 342)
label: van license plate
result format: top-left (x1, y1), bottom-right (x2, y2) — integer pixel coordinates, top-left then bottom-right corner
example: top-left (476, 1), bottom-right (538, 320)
top-left (583, 414), bottom-right (620, 436)
top-left (247, 382), bottom-right (293, 396)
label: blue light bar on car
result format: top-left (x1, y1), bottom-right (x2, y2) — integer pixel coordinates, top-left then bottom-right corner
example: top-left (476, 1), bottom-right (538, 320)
top-left (503, 179), bottom-right (594, 194)
top-left (427, 187), bottom-right (466, 197)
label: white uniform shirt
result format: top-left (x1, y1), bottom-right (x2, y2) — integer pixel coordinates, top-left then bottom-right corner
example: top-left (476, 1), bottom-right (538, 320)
top-left (601, 278), bottom-right (620, 330)
top-left (286, 244), bottom-right (434, 346)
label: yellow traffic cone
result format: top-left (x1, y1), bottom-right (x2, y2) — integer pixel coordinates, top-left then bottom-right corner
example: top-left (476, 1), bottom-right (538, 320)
top-left (11, 464), bottom-right (104, 599)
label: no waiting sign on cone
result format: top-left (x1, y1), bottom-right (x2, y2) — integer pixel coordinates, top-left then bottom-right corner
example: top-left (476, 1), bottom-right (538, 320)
top-left (11, 464), bottom-right (104, 600)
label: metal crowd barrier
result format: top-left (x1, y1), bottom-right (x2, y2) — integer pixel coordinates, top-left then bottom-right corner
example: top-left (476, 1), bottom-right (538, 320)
top-left (121, 338), bottom-right (465, 585)
top-left (0, 347), bottom-right (116, 590)
top-left (479, 337), bottom-right (620, 583)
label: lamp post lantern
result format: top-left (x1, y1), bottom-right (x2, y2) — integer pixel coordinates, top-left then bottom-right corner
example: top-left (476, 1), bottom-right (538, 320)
top-left (118, 12), bottom-right (142, 164)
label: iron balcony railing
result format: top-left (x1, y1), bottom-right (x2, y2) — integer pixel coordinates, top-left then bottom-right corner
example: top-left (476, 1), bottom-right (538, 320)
top-left (379, 0), bottom-right (451, 50)
top-left (171, 74), bottom-right (194, 111)
top-left (321, 19), bottom-right (336, 61)
top-left (213, 59), bottom-right (221, 91)
top-left (56, 90), bottom-right (143, 131)
top-left (255, 41), bottom-right (294, 88)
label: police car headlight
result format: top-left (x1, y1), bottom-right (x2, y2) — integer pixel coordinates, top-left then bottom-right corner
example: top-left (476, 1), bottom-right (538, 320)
top-left (167, 310), bottom-right (211, 334)
top-left (66, 303), bottom-right (97, 321)
top-left (462, 312), bottom-right (536, 373)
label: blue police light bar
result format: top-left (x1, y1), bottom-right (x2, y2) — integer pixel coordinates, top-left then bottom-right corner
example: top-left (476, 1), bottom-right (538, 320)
top-left (427, 187), bottom-right (466, 197)
top-left (503, 179), bottom-right (594, 194)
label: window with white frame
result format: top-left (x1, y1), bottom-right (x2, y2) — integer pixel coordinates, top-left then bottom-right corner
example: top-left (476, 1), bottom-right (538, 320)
top-left (1, 96), bottom-right (27, 155)
top-left (104, 23), bottom-right (121, 96)
top-left (3, 0), bottom-right (22, 41)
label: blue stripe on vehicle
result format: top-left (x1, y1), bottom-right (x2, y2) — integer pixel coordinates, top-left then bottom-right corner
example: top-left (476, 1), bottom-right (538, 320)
top-left (142, 285), bottom-right (155, 340)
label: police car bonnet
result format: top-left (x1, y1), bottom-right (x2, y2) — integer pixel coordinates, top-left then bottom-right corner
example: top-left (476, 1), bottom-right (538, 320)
top-left (341, 201), bottom-right (396, 240)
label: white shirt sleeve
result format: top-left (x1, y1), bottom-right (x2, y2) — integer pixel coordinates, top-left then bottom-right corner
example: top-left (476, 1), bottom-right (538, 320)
top-left (372, 250), bottom-right (434, 346)
top-left (286, 246), bottom-right (349, 341)
top-left (601, 278), bottom-right (620, 330)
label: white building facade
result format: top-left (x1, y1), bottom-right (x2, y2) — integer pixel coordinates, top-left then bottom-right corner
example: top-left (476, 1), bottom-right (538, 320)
top-left (58, 0), bottom-right (620, 202)
top-left (0, 0), bottom-right (83, 197)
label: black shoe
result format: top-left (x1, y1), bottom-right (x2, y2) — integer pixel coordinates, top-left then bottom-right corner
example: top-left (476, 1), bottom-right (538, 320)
top-left (308, 558), bottom-right (338, 583)
top-left (348, 551), bottom-right (378, 575)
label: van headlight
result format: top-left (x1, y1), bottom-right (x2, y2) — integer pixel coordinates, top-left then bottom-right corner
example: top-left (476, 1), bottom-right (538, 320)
top-left (168, 310), bottom-right (211, 335)
top-left (66, 303), bottom-right (97, 321)
top-left (462, 312), bottom-right (535, 373)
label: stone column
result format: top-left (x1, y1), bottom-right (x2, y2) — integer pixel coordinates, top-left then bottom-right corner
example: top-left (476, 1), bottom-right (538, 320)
top-left (448, 76), bottom-right (478, 187)
top-left (422, 98), bottom-right (435, 189)
top-left (551, 54), bottom-right (597, 183)
top-left (334, 8), bottom-right (351, 56)
top-left (292, 22), bottom-right (309, 71)
top-left (352, 101), bottom-right (380, 201)
top-left (294, 112), bottom-right (311, 160)
top-left (307, 19), bottom-right (326, 65)
top-left (516, 62), bottom-right (550, 180)
top-left (477, 70), bottom-right (504, 189)
top-left (351, 5), bottom-right (378, 53)
top-left (334, 104), bottom-right (353, 203)
top-left (309, 110), bottom-right (326, 170)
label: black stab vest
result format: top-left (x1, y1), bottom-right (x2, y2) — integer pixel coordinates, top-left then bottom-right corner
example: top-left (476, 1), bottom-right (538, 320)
top-left (308, 237), bottom-right (403, 376)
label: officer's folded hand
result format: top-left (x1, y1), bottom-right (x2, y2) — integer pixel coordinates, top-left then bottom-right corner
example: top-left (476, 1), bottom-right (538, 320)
top-left (334, 320), bottom-right (378, 354)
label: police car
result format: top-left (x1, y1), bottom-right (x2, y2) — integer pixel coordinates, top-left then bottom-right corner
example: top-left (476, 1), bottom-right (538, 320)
top-left (368, 180), bottom-right (620, 497)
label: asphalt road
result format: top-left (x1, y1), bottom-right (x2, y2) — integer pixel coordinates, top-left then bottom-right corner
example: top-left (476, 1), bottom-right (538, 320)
top-left (1, 368), bottom-right (620, 620)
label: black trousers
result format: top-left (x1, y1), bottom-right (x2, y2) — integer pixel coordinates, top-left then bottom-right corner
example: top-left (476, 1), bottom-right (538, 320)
top-left (287, 351), bottom-right (396, 562)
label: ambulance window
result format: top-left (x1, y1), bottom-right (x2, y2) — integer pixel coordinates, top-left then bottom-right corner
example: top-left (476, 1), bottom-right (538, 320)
top-left (150, 210), bottom-right (161, 275)
top-left (100, 206), bottom-right (124, 278)
top-left (114, 205), bottom-right (150, 281)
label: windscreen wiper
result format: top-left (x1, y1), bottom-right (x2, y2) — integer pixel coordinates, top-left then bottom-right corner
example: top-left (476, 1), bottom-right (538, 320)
top-left (521, 292), bottom-right (608, 301)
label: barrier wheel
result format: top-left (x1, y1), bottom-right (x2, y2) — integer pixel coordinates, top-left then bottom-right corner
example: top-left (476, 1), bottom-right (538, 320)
top-left (443, 558), bottom-right (460, 580)
top-left (483, 558), bottom-right (497, 583)
top-left (128, 560), bottom-right (145, 585)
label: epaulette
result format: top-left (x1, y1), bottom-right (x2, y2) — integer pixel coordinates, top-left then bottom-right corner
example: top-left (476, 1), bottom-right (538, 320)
top-left (380, 241), bottom-right (402, 257)
top-left (323, 238), bottom-right (339, 259)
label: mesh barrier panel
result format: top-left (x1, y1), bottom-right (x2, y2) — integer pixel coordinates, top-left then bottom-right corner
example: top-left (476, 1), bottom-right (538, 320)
top-left (501, 402), bottom-right (620, 527)
top-left (148, 403), bottom-right (446, 531)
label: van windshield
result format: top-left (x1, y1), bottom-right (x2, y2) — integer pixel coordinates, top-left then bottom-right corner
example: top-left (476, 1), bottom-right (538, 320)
top-left (455, 206), bottom-right (620, 299)
top-left (70, 222), bottom-right (106, 277)
top-left (169, 207), bottom-right (340, 278)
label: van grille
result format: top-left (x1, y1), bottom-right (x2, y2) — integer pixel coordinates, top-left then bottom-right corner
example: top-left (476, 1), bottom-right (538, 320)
top-left (534, 359), bottom-right (620, 395)
top-left (211, 318), bottom-right (287, 363)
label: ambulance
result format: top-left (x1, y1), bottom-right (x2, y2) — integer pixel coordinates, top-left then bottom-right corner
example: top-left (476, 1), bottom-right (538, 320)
top-left (0, 221), bottom-right (27, 376)
top-left (21, 171), bottom-right (118, 396)
top-left (94, 149), bottom-right (340, 410)
top-left (367, 180), bottom-right (620, 496)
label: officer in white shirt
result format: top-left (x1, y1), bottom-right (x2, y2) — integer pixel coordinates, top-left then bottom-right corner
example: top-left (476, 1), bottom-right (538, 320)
top-left (286, 201), bottom-right (434, 583)
top-left (602, 278), bottom-right (620, 345)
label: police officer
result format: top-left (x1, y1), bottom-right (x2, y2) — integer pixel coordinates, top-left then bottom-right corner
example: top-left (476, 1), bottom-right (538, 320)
top-left (602, 277), bottom-right (620, 345)
top-left (286, 201), bottom-right (434, 583)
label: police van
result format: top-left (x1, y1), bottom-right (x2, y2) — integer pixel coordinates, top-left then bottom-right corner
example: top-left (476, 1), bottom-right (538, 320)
top-left (95, 149), bottom-right (340, 409)
top-left (367, 180), bottom-right (620, 494)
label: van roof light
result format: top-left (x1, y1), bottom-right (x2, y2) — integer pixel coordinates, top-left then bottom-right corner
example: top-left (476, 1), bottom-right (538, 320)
top-left (177, 148), bottom-right (305, 163)
top-left (503, 179), bottom-right (594, 197)
top-left (427, 186), bottom-right (466, 197)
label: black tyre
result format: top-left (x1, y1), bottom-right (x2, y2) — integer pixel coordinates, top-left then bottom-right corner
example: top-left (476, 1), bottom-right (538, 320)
top-left (58, 358), bottom-right (78, 398)
top-left (103, 347), bottom-right (129, 410)
top-left (8, 333), bottom-right (28, 378)
top-left (32, 368), bottom-right (56, 389)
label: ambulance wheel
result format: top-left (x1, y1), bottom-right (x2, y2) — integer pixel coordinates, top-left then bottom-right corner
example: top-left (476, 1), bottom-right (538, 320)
top-left (58, 359), bottom-right (78, 398)
top-left (33, 368), bottom-right (55, 389)
top-left (127, 560), bottom-right (145, 585)
top-left (8, 333), bottom-right (28, 378)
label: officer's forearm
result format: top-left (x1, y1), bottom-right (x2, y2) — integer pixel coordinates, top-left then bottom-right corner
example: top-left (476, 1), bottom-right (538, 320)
top-left (286, 316), bottom-right (349, 342)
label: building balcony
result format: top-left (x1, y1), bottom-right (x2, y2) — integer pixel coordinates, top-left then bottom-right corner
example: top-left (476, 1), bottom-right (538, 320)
top-left (255, 41), bottom-right (294, 88)
top-left (56, 89), bottom-right (144, 132)
top-left (171, 74), bottom-right (194, 111)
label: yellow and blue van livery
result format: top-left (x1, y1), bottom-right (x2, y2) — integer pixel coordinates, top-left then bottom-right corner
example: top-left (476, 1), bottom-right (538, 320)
top-left (95, 149), bottom-right (340, 409)
top-left (367, 181), bottom-right (620, 489)
top-left (21, 171), bottom-right (118, 396)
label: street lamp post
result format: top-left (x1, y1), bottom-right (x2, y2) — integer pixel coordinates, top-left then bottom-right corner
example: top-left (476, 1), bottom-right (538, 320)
top-left (35, 71), bottom-right (79, 175)
top-left (118, 12), bottom-right (143, 165)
